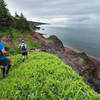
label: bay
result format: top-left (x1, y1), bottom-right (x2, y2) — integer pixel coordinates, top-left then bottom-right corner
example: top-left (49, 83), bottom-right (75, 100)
top-left (37, 24), bottom-right (100, 59)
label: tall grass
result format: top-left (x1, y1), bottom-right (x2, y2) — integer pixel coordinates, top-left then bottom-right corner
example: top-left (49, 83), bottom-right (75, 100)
top-left (0, 51), bottom-right (100, 100)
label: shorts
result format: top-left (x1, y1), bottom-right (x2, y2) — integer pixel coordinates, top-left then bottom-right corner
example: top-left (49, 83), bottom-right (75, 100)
top-left (0, 58), bottom-right (11, 66)
top-left (22, 52), bottom-right (28, 56)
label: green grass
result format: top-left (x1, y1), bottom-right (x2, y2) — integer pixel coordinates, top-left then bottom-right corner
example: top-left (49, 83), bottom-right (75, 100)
top-left (26, 35), bottom-right (41, 49)
top-left (27, 40), bottom-right (40, 49)
top-left (0, 27), bottom-right (34, 38)
top-left (0, 27), bottom-right (40, 54)
top-left (0, 51), bottom-right (100, 100)
top-left (0, 28), bottom-right (21, 37)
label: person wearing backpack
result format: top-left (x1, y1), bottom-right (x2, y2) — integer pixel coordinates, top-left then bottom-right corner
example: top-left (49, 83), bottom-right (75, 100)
top-left (0, 40), bottom-right (11, 78)
top-left (19, 40), bottom-right (28, 62)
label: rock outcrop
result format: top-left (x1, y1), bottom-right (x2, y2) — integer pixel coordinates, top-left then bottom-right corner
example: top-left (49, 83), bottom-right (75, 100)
top-left (41, 35), bottom-right (65, 53)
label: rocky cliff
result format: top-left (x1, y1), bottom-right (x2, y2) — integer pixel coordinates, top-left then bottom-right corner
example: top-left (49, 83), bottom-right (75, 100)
top-left (37, 33), bottom-right (100, 93)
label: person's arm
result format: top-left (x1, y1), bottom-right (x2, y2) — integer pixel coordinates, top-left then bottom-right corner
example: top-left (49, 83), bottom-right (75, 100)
top-left (1, 49), bottom-right (9, 56)
top-left (0, 42), bottom-right (9, 56)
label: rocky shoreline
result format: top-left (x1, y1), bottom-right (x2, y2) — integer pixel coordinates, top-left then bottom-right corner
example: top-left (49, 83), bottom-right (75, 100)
top-left (64, 44), bottom-right (100, 79)
top-left (64, 44), bottom-right (100, 67)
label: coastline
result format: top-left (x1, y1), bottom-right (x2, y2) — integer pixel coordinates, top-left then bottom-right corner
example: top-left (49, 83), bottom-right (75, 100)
top-left (38, 31), bottom-right (100, 67)
top-left (64, 44), bottom-right (100, 68)
top-left (35, 31), bottom-right (100, 92)
top-left (39, 30), bottom-right (100, 66)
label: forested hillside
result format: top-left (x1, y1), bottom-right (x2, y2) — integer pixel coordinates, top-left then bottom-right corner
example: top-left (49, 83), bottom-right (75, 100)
top-left (0, 0), bottom-right (30, 32)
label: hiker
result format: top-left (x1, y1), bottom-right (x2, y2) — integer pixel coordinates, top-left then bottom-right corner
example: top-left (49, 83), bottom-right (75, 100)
top-left (19, 40), bottom-right (28, 62)
top-left (0, 40), bottom-right (11, 78)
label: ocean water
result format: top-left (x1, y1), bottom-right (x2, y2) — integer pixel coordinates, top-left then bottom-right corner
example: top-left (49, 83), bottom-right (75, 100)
top-left (37, 24), bottom-right (100, 59)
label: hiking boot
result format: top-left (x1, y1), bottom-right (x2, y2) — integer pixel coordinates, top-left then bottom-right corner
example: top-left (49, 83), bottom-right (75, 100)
top-left (1, 68), bottom-right (5, 79)
top-left (5, 73), bottom-right (10, 77)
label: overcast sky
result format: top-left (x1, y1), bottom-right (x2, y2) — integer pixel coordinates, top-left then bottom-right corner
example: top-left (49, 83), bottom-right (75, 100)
top-left (5, 0), bottom-right (100, 24)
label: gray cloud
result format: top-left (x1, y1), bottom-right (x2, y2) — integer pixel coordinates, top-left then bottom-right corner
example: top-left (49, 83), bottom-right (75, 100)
top-left (5, 0), bottom-right (100, 24)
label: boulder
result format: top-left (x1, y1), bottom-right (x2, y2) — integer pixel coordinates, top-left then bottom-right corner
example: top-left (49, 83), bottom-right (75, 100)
top-left (41, 35), bottom-right (65, 53)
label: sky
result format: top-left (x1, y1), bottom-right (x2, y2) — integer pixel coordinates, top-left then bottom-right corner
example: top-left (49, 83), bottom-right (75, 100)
top-left (5, 0), bottom-right (100, 25)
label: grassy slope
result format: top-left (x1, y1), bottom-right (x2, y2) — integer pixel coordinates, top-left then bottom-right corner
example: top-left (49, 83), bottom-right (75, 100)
top-left (0, 28), bottom-right (40, 55)
top-left (0, 51), bottom-right (100, 100)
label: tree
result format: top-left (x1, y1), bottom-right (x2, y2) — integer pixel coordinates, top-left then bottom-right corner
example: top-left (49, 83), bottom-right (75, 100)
top-left (0, 0), bottom-right (30, 32)
top-left (19, 13), bottom-right (30, 30)
top-left (0, 0), bottom-right (11, 29)
top-left (14, 12), bottom-right (30, 31)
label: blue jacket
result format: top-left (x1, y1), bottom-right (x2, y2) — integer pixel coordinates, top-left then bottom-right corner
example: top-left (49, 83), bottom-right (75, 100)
top-left (0, 42), bottom-right (6, 60)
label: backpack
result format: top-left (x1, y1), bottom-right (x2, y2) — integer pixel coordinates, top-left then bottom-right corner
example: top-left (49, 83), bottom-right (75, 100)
top-left (21, 44), bottom-right (26, 51)
top-left (0, 50), bottom-right (3, 56)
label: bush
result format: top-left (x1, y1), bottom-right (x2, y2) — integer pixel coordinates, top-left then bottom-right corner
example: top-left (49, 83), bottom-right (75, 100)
top-left (5, 46), bottom-right (20, 55)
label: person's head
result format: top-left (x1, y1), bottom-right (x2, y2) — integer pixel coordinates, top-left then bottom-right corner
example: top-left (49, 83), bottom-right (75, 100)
top-left (22, 40), bottom-right (24, 43)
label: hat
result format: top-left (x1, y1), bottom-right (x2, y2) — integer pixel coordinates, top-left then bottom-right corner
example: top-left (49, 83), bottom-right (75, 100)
top-left (22, 40), bottom-right (24, 43)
